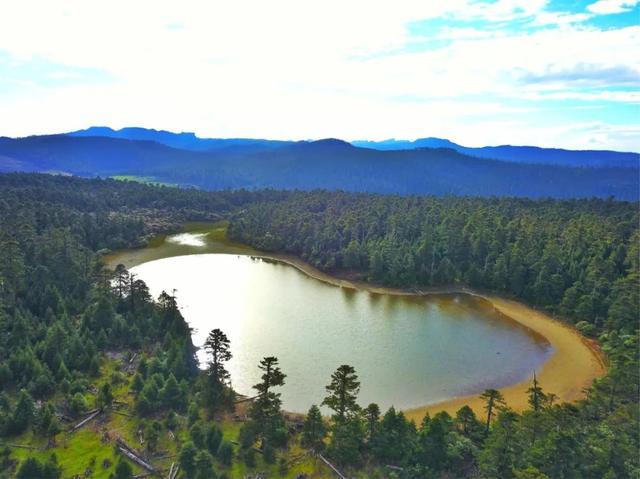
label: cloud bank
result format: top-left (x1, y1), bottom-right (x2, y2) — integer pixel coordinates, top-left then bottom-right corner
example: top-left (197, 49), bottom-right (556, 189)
top-left (0, 0), bottom-right (638, 151)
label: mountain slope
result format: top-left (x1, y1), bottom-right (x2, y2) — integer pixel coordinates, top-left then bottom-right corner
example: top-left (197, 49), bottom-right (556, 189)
top-left (68, 126), bottom-right (292, 152)
top-left (352, 138), bottom-right (639, 168)
top-left (0, 134), bottom-right (637, 199)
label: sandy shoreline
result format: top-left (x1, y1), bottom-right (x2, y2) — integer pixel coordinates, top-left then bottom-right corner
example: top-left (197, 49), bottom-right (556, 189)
top-left (246, 252), bottom-right (606, 419)
top-left (106, 230), bottom-right (607, 420)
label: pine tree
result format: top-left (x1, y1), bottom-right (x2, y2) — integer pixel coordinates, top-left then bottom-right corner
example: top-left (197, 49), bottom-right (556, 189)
top-left (322, 364), bottom-right (361, 422)
top-left (301, 404), bottom-right (327, 450)
top-left (203, 328), bottom-right (232, 412)
top-left (527, 372), bottom-right (547, 412)
top-left (363, 403), bottom-right (380, 442)
top-left (480, 388), bottom-right (505, 435)
top-left (247, 356), bottom-right (287, 448)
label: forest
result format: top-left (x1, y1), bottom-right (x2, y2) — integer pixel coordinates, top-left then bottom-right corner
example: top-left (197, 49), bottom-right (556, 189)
top-left (0, 173), bottom-right (638, 478)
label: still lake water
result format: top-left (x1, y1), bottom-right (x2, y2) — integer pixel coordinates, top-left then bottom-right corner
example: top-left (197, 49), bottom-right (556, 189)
top-left (131, 252), bottom-right (553, 413)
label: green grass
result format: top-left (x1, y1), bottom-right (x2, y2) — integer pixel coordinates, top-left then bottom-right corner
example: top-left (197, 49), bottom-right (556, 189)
top-left (105, 220), bottom-right (259, 269)
top-left (183, 220), bottom-right (258, 254)
top-left (9, 429), bottom-right (127, 479)
top-left (5, 358), bottom-right (144, 478)
top-left (111, 175), bottom-right (178, 187)
top-left (5, 352), bottom-right (335, 478)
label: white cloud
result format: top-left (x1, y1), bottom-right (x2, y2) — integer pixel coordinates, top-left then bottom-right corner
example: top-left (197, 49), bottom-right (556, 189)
top-left (522, 90), bottom-right (640, 103)
top-left (557, 122), bottom-right (640, 151)
top-left (531, 11), bottom-right (592, 26)
top-left (0, 1), bottom-right (638, 150)
top-left (587, 0), bottom-right (639, 14)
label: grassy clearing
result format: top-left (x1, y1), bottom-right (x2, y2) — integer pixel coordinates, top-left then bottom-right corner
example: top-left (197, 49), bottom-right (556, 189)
top-left (111, 175), bottom-right (178, 187)
top-left (5, 354), bottom-right (334, 478)
top-left (6, 358), bottom-right (144, 479)
top-left (104, 220), bottom-right (258, 269)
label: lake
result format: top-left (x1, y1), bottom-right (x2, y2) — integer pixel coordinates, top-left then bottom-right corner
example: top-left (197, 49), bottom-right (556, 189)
top-left (128, 235), bottom-right (553, 413)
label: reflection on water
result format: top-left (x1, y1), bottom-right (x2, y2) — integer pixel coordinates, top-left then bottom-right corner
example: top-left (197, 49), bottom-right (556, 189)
top-left (166, 232), bottom-right (208, 247)
top-left (132, 253), bottom-right (553, 413)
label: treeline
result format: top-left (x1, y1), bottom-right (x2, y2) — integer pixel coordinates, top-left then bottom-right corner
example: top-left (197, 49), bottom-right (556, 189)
top-left (0, 173), bottom-right (287, 249)
top-left (229, 191), bottom-right (639, 335)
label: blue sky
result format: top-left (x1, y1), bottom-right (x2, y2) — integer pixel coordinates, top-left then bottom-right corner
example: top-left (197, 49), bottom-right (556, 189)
top-left (0, 0), bottom-right (638, 150)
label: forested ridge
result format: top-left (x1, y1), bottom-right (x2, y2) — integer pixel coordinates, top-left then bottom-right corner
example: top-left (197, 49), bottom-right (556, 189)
top-left (1, 134), bottom-right (638, 200)
top-left (0, 174), bottom-right (638, 478)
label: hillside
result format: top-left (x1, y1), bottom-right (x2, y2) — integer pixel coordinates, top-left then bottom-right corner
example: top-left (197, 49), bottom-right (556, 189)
top-left (0, 134), bottom-right (637, 199)
top-left (353, 138), bottom-right (639, 168)
top-left (67, 128), bottom-right (640, 169)
top-left (68, 126), bottom-right (291, 152)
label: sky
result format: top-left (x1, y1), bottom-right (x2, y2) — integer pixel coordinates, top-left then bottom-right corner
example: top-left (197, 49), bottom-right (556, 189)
top-left (0, 0), bottom-right (638, 150)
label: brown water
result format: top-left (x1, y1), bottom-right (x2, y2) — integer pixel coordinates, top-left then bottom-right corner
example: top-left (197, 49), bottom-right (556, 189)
top-left (125, 231), bottom-right (553, 413)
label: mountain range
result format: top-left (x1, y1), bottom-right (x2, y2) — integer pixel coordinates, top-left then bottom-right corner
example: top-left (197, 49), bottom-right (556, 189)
top-left (353, 138), bottom-right (639, 168)
top-left (69, 127), bottom-right (639, 168)
top-left (0, 127), bottom-right (637, 200)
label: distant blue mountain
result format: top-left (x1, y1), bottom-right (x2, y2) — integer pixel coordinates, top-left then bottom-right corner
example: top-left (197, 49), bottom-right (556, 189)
top-left (0, 132), bottom-right (637, 200)
top-left (68, 126), bottom-right (292, 152)
top-left (67, 128), bottom-right (638, 168)
top-left (354, 138), bottom-right (459, 150)
top-left (352, 138), bottom-right (639, 168)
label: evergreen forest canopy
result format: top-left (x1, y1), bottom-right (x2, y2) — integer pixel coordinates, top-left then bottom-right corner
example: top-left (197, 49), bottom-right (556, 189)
top-left (0, 173), bottom-right (637, 479)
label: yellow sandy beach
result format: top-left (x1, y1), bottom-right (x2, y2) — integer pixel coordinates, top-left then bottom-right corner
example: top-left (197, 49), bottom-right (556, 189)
top-left (247, 253), bottom-right (607, 420)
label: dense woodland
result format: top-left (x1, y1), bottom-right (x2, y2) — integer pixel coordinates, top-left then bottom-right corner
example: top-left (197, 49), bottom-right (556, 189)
top-left (0, 174), bottom-right (638, 478)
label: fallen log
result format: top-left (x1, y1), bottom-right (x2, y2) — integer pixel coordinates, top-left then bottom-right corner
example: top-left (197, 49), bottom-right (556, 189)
top-left (69, 410), bottom-right (101, 432)
top-left (386, 464), bottom-right (404, 471)
top-left (116, 437), bottom-right (145, 457)
top-left (318, 453), bottom-right (347, 479)
top-left (167, 462), bottom-right (180, 479)
top-left (118, 446), bottom-right (156, 473)
top-left (233, 395), bottom-right (258, 404)
top-left (2, 443), bottom-right (38, 450)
